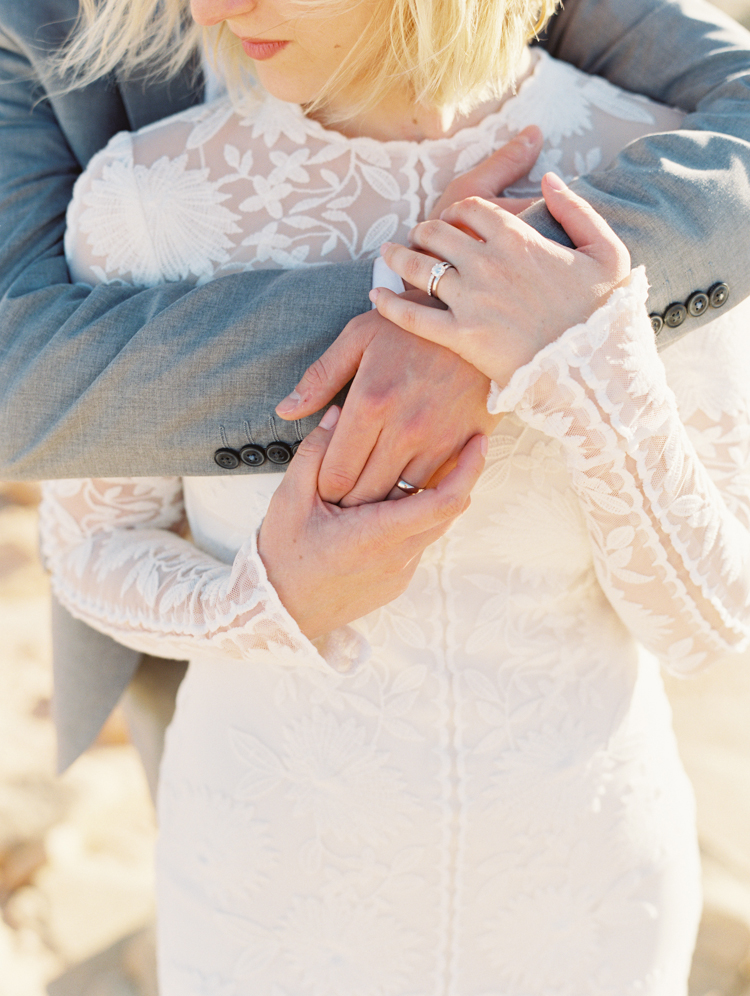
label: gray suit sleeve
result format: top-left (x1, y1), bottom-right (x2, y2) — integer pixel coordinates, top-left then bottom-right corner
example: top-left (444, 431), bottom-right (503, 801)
top-left (0, 31), bottom-right (373, 481)
top-left (523, 0), bottom-right (750, 346)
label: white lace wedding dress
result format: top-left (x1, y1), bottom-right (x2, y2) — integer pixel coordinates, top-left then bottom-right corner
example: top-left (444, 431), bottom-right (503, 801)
top-left (41, 51), bottom-right (750, 996)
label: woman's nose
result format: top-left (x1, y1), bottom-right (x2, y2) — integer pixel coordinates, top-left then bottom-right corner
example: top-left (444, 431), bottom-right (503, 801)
top-left (190, 0), bottom-right (257, 27)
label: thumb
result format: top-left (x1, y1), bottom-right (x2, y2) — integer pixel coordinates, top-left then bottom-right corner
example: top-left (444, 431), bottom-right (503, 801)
top-left (277, 406), bottom-right (341, 500)
top-left (428, 126), bottom-right (543, 220)
top-left (475, 125), bottom-right (543, 195)
top-left (276, 317), bottom-right (374, 420)
top-left (541, 173), bottom-right (627, 264)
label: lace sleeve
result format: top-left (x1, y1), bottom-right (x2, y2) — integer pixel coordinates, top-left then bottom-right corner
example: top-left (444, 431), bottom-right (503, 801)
top-left (39, 477), bottom-right (366, 674)
top-left (488, 268), bottom-right (750, 674)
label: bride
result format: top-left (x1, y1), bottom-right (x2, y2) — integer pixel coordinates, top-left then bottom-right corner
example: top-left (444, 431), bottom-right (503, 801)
top-left (40, 0), bottom-right (750, 991)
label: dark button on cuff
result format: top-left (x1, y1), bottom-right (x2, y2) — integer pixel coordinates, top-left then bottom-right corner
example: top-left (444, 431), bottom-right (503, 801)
top-left (214, 447), bottom-right (240, 470)
top-left (709, 282), bottom-right (729, 309)
top-left (649, 313), bottom-right (664, 336)
top-left (686, 291), bottom-right (709, 318)
top-left (664, 302), bottom-right (687, 328)
top-left (291, 441), bottom-right (301, 455)
top-left (239, 444), bottom-right (266, 467)
top-left (267, 442), bottom-right (293, 465)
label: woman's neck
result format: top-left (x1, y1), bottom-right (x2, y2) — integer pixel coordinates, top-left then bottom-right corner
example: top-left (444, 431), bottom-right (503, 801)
top-left (308, 47), bottom-right (533, 142)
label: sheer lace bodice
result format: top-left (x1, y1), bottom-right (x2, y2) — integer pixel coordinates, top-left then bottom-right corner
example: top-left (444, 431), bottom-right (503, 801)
top-left (40, 51), bottom-right (750, 995)
top-left (64, 51), bottom-right (682, 285)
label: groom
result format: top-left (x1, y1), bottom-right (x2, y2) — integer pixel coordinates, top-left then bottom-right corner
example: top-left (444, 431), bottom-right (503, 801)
top-left (1, 0), bottom-right (749, 789)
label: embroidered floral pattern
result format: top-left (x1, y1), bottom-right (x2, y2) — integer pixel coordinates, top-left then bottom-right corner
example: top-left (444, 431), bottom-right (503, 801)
top-left (230, 708), bottom-right (411, 848)
top-left (66, 51), bottom-right (684, 286)
top-left (47, 51), bottom-right (744, 995)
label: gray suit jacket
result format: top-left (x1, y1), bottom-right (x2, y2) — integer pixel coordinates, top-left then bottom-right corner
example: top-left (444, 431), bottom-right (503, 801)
top-left (2, 0), bottom-right (749, 769)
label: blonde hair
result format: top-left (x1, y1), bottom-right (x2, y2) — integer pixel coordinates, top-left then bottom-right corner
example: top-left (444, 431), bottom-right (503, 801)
top-left (58, 0), bottom-right (558, 120)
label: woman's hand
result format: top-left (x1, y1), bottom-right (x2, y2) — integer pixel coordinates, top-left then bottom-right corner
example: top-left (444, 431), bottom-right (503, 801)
top-left (258, 407), bottom-right (487, 640)
top-left (370, 174), bottom-right (631, 388)
top-left (273, 129), bottom-right (542, 507)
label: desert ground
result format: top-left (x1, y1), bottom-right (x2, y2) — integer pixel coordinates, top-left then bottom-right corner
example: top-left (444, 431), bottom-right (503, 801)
top-left (3, 3), bottom-right (750, 991)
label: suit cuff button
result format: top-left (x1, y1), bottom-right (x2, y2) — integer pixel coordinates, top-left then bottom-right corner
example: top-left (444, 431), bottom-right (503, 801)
top-left (214, 448), bottom-right (241, 470)
top-left (663, 302), bottom-right (687, 328)
top-left (686, 291), bottom-right (709, 317)
top-left (239, 444), bottom-right (267, 467)
top-left (709, 282), bottom-right (729, 309)
top-left (267, 442), bottom-right (293, 465)
top-left (649, 313), bottom-right (664, 336)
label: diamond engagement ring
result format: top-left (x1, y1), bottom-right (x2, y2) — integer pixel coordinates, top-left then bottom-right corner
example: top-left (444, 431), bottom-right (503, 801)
top-left (395, 478), bottom-right (423, 496)
top-left (427, 260), bottom-right (456, 300)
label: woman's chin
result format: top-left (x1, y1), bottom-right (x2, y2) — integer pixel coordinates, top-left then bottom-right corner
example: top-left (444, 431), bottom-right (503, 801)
top-left (252, 67), bottom-right (321, 106)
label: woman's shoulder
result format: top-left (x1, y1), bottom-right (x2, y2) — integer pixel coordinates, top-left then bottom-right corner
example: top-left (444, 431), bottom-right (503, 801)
top-left (506, 50), bottom-right (685, 143)
top-left (490, 49), bottom-right (686, 199)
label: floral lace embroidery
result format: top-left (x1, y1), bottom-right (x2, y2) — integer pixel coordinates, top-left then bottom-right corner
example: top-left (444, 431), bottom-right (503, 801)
top-left (64, 51), bottom-right (683, 287)
top-left (39, 477), bottom-right (367, 673)
top-left (489, 268), bottom-right (750, 672)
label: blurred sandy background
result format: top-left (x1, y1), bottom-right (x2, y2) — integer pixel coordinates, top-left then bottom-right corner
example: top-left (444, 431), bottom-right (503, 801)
top-left (3, 5), bottom-right (750, 990)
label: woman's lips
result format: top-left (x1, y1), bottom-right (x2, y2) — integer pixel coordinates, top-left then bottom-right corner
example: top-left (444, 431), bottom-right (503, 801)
top-left (240, 39), bottom-right (290, 60)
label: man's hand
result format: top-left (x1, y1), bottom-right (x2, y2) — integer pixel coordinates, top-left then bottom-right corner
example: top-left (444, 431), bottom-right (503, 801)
top-left (277, 311), bottom-right (498, 506)
top-left (428, 125), bottom-right (543, 220)
top-left (258, 407), bottom-right (487, 639)
top-left (274, 128), bottom-right (543, 505)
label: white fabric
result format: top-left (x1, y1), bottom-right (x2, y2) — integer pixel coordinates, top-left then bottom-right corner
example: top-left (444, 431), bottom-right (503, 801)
top-left (372, 254), bottom-right (405, 298)
top-left (40, 50), bottom-right (750, 995)
top-left (63, 51), bottom-right (683, 286)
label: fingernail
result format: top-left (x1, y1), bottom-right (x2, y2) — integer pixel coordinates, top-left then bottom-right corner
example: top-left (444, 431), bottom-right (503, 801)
top-left (517, 125), bottom-right (540, 147)
top-left (369, 287), bottom-right (380, 303)
top-left (319, 405), bottom-right (340, 431)
top-left (480, 435), bottom-right (489, 457)
top-left (380, 242), bottom-right (394, 255)
top-left (544, 172), bottom-right (566, 191)
top-left (276, 389), bottom-right (301, 415)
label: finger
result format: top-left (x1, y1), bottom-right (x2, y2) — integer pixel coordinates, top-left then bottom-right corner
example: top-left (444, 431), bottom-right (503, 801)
top-left (380, 240), bottom-right (461, 301)
top-left (364, 434), bottom-right (486, 543)
top-left (275, 314), bottom-right (374, 420)
top-left (468, 125), bottom-right (542, 191)
top-left (277, 406), bottom-right (341, 500)
top-left (408, 217), bottom-right (477, 261)
top-left (316, 397), bottom-right (388, 504)
top-left (427, 126), bottom-right (543, 220)
top-left (369, 287), bottom-right (455, 347)
top-left (400, 503), bottom-right (472, 553)
top-left (487, 196), bottom-right (537, 216)
top-left (393, 447), bottom-right (459, 495)
top-left (383, 463), bottom-right (453, 501)
top-left (541, 173), bottom-right (627, 264)
top-left (340, 437), bottom-right (446, 507)
top-left (438, 195), bottom-right (517, 244)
